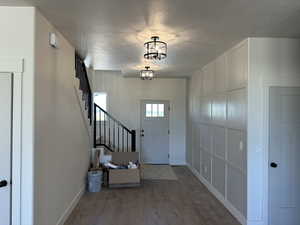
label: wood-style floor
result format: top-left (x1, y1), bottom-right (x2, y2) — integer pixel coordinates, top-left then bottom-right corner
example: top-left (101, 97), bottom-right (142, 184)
top-left (64, 167), bottom-right (241, 225)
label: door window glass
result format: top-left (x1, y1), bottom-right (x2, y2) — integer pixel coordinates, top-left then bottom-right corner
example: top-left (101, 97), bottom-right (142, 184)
top-left (146, 104), bottom-right (152, 117)
top-left (152, 104), bottom-right (158, 117)
top-left (158, 104), bottom-right (164, 117)
top-left (146, 103), bottom-right (165, 117)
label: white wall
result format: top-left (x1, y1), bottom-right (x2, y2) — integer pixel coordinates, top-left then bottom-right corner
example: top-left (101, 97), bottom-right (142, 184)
top-left (93, 71), bottom-right (187, 165)
top-left (0, 7), bottom-right (91, 225)
top-left (187, 40), bottom-right (248, 225)
top-left (34, 10), bottom-right (91, 225)
top-left (0, 7), bottom-right (35, 225)
top-left (247, 38), bottom-right (300, 225)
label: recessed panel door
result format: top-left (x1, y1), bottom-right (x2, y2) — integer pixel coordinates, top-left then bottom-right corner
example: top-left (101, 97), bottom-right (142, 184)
top-left (269, 87), bottom-right (300, 225)
top-left (0, 73), bottom-right (12, 225)
top-left (141, 100), bottom-right (170, 164)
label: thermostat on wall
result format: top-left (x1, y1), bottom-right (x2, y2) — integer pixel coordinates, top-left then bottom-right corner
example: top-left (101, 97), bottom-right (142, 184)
top-left (49, 32), bottom-right (58, 48)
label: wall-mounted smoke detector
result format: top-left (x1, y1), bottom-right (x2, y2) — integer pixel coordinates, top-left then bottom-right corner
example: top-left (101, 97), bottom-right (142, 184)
top-left (49, 32), bottom-right (58, 48)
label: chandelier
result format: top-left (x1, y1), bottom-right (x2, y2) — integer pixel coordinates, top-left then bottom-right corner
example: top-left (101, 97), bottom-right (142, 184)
top-left (140, 66), bottom-right (154, 80)
top-left (144, 36), bottom-right (167, 60)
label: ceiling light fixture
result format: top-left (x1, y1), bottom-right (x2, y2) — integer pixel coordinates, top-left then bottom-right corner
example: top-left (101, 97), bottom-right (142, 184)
top-left (144, 36), bottom-right (167, 60)
top-left (140, 66), bottom-right (154, 80)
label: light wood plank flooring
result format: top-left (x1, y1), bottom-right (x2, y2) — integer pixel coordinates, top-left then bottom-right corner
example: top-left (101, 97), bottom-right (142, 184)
top-left (64, 166), bottom-right (241, 225)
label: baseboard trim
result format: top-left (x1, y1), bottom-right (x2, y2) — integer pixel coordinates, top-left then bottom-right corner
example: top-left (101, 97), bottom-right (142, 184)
top-left (56, 186), bottom-right (85, 225)
top-left (170, 161), bottom-right (186, 166)
top-left (187, 163), bottom-right (246, 225)
top-left (170, 163), bottom-right (186, 166)
top-left (246, 221), bottom-right (265, 225)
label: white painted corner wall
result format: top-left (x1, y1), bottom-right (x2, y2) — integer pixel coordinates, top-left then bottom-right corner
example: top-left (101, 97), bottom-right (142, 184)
top-left (34, 10), bottom-right (90, 225)
top-left (0, 6), bottom-right (36, 225)
top-left (1, 6), bottom-right (91, 225)
top-left (93, 71), bottom-right (187, 165)
top-left (247, 38), bottom-right (300, 225)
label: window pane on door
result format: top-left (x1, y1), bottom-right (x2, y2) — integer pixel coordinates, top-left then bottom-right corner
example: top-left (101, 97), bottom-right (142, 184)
top-left (145, 103), bottom-right (165, 118)
top-left (146, 104), bottom-right (152, 117)
top-left (158, 104), bottom-right (164, 117)
top-left (152, 104), bottom-right (158, 117)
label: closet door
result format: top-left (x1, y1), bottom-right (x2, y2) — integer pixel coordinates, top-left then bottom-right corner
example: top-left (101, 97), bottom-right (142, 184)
top-left (0, 73), bottom-right (13, 225)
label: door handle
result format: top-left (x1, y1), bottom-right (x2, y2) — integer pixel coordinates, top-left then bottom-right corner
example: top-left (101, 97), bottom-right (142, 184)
top-left (270, 162), bottom-right (278, 168)
top-left (141, 129), bottom-right (144, 137)
top-left (0, 180), bottom-right (8, 188)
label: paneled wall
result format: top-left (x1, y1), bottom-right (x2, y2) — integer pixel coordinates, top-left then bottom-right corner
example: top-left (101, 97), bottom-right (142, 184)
top-left (187, 40), bottom-right (248, 223)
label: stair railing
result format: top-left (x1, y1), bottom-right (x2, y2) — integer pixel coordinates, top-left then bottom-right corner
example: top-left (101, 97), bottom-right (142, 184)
top-left (93, 103), bottom-right (136, 152)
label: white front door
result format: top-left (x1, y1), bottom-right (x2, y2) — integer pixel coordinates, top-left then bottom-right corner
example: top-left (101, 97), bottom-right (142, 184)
top-left (141, 100), bottom-right (170, 164)
top-left (0, 73), bottom-right (12, 225)
top-left (269, 87), bottom-right (300, 225)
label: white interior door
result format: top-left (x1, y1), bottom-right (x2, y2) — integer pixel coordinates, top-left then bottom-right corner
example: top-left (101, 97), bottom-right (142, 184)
top-left (0, 73), bottom-right (12, 225)
top-left (141, 100), bottom-right (170, 164)
top-left (269, 87), bottom-right (300, 225)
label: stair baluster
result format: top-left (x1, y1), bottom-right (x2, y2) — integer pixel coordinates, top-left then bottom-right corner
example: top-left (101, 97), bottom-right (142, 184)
top-left (93, 103), bottom-right (136, 152)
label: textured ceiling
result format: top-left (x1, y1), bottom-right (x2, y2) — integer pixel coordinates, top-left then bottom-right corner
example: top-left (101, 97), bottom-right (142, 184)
top-left (2, 0), bottom-right (300, 77)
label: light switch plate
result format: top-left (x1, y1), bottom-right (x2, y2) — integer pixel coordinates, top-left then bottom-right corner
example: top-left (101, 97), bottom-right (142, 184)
top-left (239, 141), bottom-right (243, 151)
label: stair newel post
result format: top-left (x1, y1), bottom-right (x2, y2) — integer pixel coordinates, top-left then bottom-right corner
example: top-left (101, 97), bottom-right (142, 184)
top-left (118, 124), bottom-right (120, 152)
top-left (127, 132), bottom-right (129, 152)
top-left (104, 113), bottom-right (106, 146)
top-left (93, 104), bottom-right (97, 148)
top-left (99, 110), bottom-right (102, 144)
top-left (131, 130), bottom-right (136, 152)
top-left (113, 121), bottom-right (115, 150)
top-left (108, 117), bottom-right (111, 147)
top-left (122, 128), bottom-right (124, 152)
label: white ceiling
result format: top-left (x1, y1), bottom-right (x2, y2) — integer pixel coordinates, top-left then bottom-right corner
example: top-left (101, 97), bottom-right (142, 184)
top-left (2, 0), bottom-right (300, 77)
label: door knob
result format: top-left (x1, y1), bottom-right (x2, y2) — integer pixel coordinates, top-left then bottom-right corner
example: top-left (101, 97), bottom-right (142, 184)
top-left (270, 162), bottom-right (278, 168)
top-left (0, 180), bottom-right (8, 188)
top-left (141, 129), bottom-right (144, 137)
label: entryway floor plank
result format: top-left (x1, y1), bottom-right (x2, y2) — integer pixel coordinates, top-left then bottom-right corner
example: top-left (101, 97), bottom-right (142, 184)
top-left (64, 166), bottom-right (241, 225)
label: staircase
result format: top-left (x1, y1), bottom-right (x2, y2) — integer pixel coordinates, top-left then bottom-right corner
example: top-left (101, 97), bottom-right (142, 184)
top-left (93, 103), bottom-right (136, 152)
top-left (75, 53), bottom-right (92, 124)
top-left (75, 53), bottom-right (135, 152)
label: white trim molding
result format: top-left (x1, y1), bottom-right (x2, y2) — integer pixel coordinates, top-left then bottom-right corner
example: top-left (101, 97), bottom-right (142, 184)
top-left (56, 186), bottom-right (85, 225)
top-left (0, 57), bottom-right (24, 73)
top-left (0, 57), bottom-right (24, 225)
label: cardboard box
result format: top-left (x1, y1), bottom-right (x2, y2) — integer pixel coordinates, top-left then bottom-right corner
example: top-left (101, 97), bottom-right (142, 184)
top-left (108, 152), bottom-right (141, 187)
